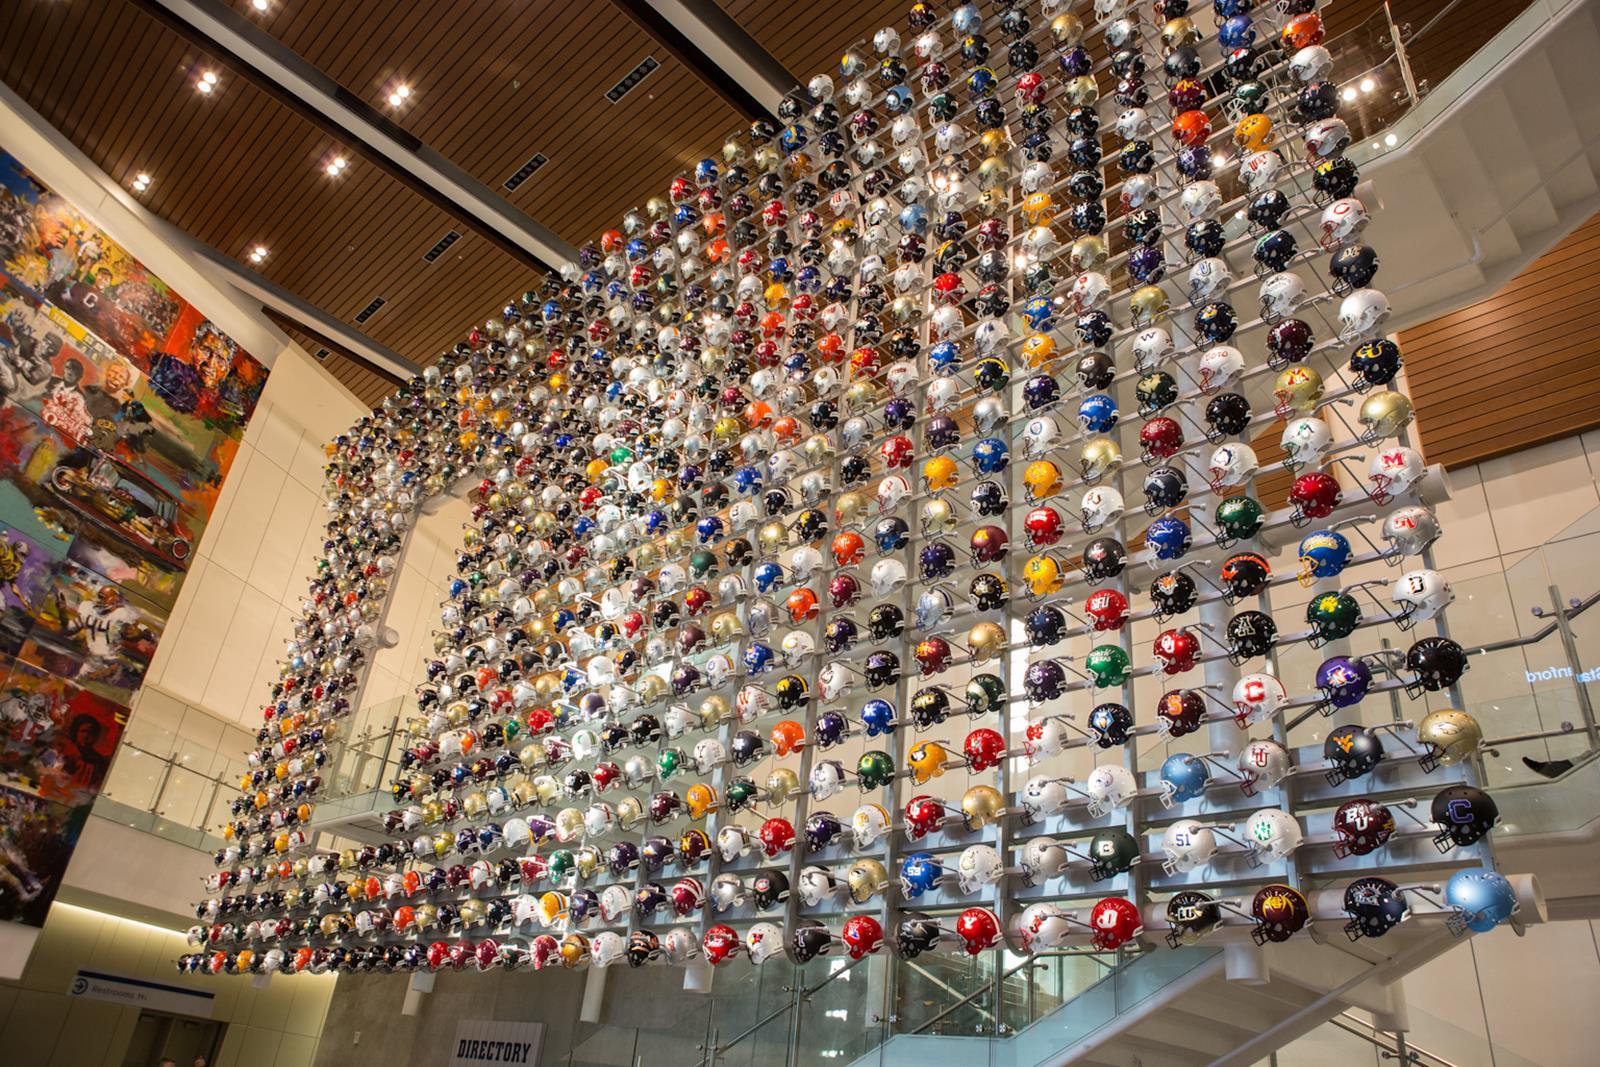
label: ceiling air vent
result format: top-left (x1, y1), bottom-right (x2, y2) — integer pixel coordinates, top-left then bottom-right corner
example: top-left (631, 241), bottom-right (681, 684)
top-left (423, 230), bottom-right (461, 262)
top-left (354, 297), bottom-right (386, 324)
top-left (503, 153), bottom-right (548, 192)
top-left (606, 56), bottom-right (659, 103)
top-left (314, 348), bottom-right (330, 361)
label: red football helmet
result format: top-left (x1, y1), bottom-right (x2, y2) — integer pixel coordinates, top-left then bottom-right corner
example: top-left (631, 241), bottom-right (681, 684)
top-left (1024, 506), bottom-right (1065, 547)
top-left (1154, 628), bottom-right (1201, 674)
top-left (832, 530), bottom-right (866, 567)
top-left (530, 934), bottom-right (561, 970)
top-left (828, 573), bottom-right (861, 608)
top-left (963, 728), bottom-right (1007, 771)
top-left (1139, 417), bottom-right (1183, 459)
top-left (1289, 472), bottom-right (1342, 524)
top-left (915, 637), bottom-right (953, 676)
top-left (955, 907), bottom-right (1000, 955)
top-left (850, 346), bottom-right (883, 377)
top-left (592, 761), bottom-right (622, 792)
top-left (970, 525), bottom-right (1009, 563)
top-left (1085, 588), bottom-right (1130, 631)
top-left (842, 915), bottom-right (885, 959)
top-left (1089, 897), bottom-right (1142, 950)
top-left (685, 586), bottom-right (714, 616)
top-left (904, 795), bottom-right (948, 841)
top-left (786, 587), bottom-right (820, 623)
top-left (880, 435), bottom-right (915, 469)
top-left (1331, 799), bottom-right (1396, 859)
top-left (426, 941), bottom-right (451, 971)
top-left (932, 271), bottom-right (967, 305)
top-left (670, 877), bottom-right (705, 917)
top-left (474, 939), bottom-right (500, 971)
top-left (759, 817), bottom-right (797, 857)
top-left (703, 924), bottom-right (741, 964)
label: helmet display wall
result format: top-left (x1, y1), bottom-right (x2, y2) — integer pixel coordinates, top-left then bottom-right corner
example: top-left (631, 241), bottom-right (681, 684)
top-left (182, 0), bottom-right (1518, 982)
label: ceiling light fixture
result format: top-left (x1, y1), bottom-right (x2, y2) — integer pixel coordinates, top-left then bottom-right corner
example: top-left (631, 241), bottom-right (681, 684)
top-left (386, 84), bottom-right (412, 107)
top-left (196, 70), bottom-right (218, 94)
top-left (1341, 85), bottom-right (1358, 102)
top-left (248, 246), bottom-right (269, 264)
top-left (251, 0), bottom-right (269, 10)
top-left (1360, 77), bottom-right (1377, 94)
top-left (131, 173), bottom-right (152, 192)
top-left (325, 156), bottom-right (348, 177)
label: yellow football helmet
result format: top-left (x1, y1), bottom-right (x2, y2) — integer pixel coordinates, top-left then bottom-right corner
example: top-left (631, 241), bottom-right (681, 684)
top-left (1417, 710), bottom-right (1483, 769)
top-left (1233, 113), bottom-right (1275, 152)
top-left (1022, 192), bottom-right (1056, 226)
top-left (846, 859), bottom-right (890, 904)
top-left (1129, 285), bottom-right (1171, 328)
top-left (686, 783), bottom-right (719, 820)
top-left (1021, 333), bottom-right (1057, 367)
top-left (1024, 460), bottom-right (1065, 502)
top-left (559, 934), bottom-right (589, 968)
top-left (1024, 555), bottom-right (1065, 598)
top-left (922, 456), bottom-right (960, 493)
top-left (1273, 366), bottom-right (1325, 417)
top-left (1359, 391), bottom-right (1414, 442)
top-left (907, 741), bottom-right (950, 785)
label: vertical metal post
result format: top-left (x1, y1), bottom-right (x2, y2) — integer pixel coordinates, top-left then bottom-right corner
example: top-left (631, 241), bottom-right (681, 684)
top-left (1384, 2), bottom-right (1423, 105)
top-left (1548, 583), bottom-right (1600, 747)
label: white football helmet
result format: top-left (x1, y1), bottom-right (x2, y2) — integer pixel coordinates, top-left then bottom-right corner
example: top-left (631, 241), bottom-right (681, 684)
top-left (1020, 902), bottom-right (1072, 950)
top-left (870, 558), bottom-right (908, 596)
top-left (1081, 485), bottom-right (1125, 533)
top-left (819, 662), bottom-right (853, 701)
top-left (1197, 345), bottom-right (1245, 392)
top-left (693, 739), bottom-right (727, 775)
top-left (799, 866), bottom-right (842, 907)
top-left (1132, 327), bottom-right (1175, 372)
top-left (1382, 506), bottom-right (1442, 558)
top-left (1242, 149), bottom-right (1285, 194)
top-left (1391, 569), bottom-right (1454, 628)
top-left (974, 318), bottom-right (1009, 354)
top-left (746, 922), bottom-right (785, 966)
top-left (1020, 161), bottom-right (1054, 194)
top-left (1304, 118), bottom-right (1351, 163)
top-left (1368, 445), bottom-right (1426, 504)
top-left (590, 931), bottom-right (625, 968)
top-left (1245, 807), bottom-right (1304, 860)
top-left (1280, 417), bottom-right (1333, 473)
top-left (1114, 106), bottom-right (1153, 141)
top-left (1187, 257), bottom-right (1233, 304)
top-left (1021, 837), bottom-right (1069, 882)
top-left (1208, 443), bottom-right (1259, 492)
top-left (1237, 738), bottom-right (1293, 796)
top-left (790, 546), bottom-right (823, 581)
top-left (1233, 672), bottom-right (1288, 727)
top-left (1023, 416), bottom-right (1059, 457)
top-left (1024, 720), bottom-right (1069, 762)
top-left (1161, 819), bottom-right (1219, 875)
top-left (781, 630), bottom-right (816, 665)
top-left (1320, 197), bottom-right (1370, 251)
top-left (1085, 763), bottom-right (1138, 816)
top-left (717, 825), bottom-right (753, 862)
top-left (1256, 266), bottom-right (1305, 319)
top-left (973, 397), bottom-right (1006, 433)
top-left (599, 885), bottom-right (633, 923)
top-left (1122, 174), bottom-right (1159, 211)
top-left (1290, 44), bottom-right (1335, 83)
top-left (851, 803), bottom-right (892, 849)
top-left (810, 759), bottom-right (848, 801)
top-left (1180, 180), bottom-right (1223, 222)
top-left (1021, 774), bottom-right (1069, 820)
top-left (876, 474), bottom-right (912, 513)
top-left (957, 844), bottom-right (1005, 893)
top-left (1338, 288), bottom-right (1391, 343)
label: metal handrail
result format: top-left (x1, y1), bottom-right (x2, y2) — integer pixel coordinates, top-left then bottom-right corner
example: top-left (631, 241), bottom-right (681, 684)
top-left (704, 954), bottom-right (869, 1055)
top-left (1329, 1011), bottom-right (1463, 1067)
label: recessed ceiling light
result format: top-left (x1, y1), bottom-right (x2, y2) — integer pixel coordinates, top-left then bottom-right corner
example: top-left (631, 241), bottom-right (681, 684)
top-left (1360, 77), bottom-right (1377, 94)
top-left (324, 156), bottom-right (348, 177)
top-left (131, 173), bottom-right (152, 192)
top-left (387, 84), bottom-right (413, 107)
top-left (1384, 133), bottom-right (1398, 147)
top-left (196, 70), bottom-right (218, 94)
top-left (1341, 86), bottom-right (1358, 102)
top-left (248, 246), bottom-right (269, 263)
top-left (251, 0), bottom-right (269, 10)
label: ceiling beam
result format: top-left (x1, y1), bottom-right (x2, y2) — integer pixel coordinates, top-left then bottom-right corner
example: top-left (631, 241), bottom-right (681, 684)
top-left (126, 0), bottom-right (579, 275)
top-left (609, 0), bottom-right (797, 120)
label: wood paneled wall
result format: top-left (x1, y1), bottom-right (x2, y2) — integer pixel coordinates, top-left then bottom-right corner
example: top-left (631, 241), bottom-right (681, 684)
top-left (1401, 212), bottom-right (1600, 468)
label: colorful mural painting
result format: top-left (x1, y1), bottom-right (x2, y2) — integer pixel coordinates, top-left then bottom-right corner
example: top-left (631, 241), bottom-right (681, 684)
top-left (0, 148), bottom-right (265, 925)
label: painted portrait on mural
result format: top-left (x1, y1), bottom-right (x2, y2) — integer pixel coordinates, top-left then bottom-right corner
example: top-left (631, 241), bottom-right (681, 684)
top-left (0, 147), bottom-right (267, 928)
top-left (0, 655), bottom-right (126, 805)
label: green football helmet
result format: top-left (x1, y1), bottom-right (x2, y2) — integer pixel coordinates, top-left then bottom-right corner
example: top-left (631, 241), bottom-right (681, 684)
top-left (856, 750), bottom-right (896, 790)
top-left (1087, 828), bottom-right (1140, 880)
top-left (689, 549), bottom-right (719, 578)
top-left (547, 848), bottom-right (576, 881)
top-left (1086, 644), bottom-right (1131, 688)
top-left (965, 673), bottom-right (1006, 715)
top-left (1306, 592), bottom-right (1362, 648)
top-left (657, 747), bottom-right (687, 780)
top-left (724, 776), bottom-right (760, 813)
top-left (1215, 495), bottom-right (1265, 546)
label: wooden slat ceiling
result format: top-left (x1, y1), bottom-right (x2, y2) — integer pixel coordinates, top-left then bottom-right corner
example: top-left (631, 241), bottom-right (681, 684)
top-left (0, 0), bottom-right (1536, 417)
top-left (1401, 211), bottom-right (1600, 469)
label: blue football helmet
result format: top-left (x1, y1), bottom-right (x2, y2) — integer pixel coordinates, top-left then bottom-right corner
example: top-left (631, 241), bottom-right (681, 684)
top-left (972, 437), bottom-right (1010, 474)
top-left (1023, 296), bottom-right (1056, 331)
top-left (900, 853), bottom-right (945, 898)
top-left (753, 562), bottom-right (785, 593)
top-left (1079, 394), bottom-right (1119, 433)
top-left (860, 699), bottom-right (897, 737)
top-left (1297, 530), bottom-right (1353, 584)
top-left (1444, 868), bottom-right (1518, 934)
top-left (1146, 517), bottom-right (1193, 561)
top-left (1161, 754), bottom-right (1210, 802)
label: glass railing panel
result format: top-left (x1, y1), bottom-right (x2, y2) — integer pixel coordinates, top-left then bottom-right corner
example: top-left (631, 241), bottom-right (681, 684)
top-left (892, 951), bottom-right (999, 1038)
top-left (793, 955), bottom-right (888, 1067)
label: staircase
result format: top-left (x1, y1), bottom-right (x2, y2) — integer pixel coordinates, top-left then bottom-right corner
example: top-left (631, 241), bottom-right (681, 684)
top-left (1360, 0), bottom-right (1600, 332)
